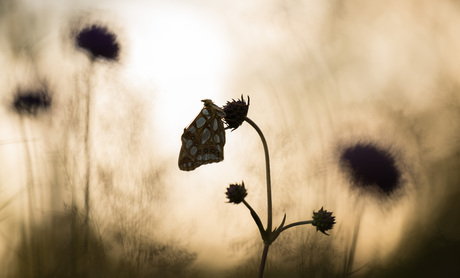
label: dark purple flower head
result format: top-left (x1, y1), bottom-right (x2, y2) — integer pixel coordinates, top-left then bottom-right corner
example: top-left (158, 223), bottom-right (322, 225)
top-left (226, 182), bottom-right (248, 204)
top-left (312, 207), bottom-right (336, 236)
top-left (340, 143), bottom-right (400, 195)
top-left (223, 95), bottom-right (250, 131)
top-left (75, 25), bottom-right (120, 61)
top-left (13, 85), bottom-right (51, 116)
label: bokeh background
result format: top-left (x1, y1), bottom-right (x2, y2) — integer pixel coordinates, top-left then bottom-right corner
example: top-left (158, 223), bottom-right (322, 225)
top-left (1, 0), bottom-right (460, 277)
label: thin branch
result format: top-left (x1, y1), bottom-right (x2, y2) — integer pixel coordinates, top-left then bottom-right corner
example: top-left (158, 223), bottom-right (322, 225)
top-left (243, 200), bottom-right (265, 238)
top-left (280, 220), bottom-right (313, 233)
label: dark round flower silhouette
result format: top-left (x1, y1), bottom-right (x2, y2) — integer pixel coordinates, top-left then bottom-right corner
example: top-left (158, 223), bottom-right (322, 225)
top-left (312, 207), bottom-right (336, 236)
top-left (226, 182), bottom-right (248, 204)
top-left (13, 86), bottom-right (51, 116)
top-left (340, 143), bottom-right (401, 195)
top-left (223, 95), bottom-right (250, 131)
top-left (75, 25), bottom-right (120, 61)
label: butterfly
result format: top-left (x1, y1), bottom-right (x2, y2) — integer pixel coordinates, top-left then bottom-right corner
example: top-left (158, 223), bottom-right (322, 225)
top-left (178, 99), bottom-right (226, 171)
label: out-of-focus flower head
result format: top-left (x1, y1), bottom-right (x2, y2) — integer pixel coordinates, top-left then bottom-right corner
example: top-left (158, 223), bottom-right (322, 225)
top-left (13, 83), bottom-right (51, 116)
top-left (75, 25), bottom-right (120, 61)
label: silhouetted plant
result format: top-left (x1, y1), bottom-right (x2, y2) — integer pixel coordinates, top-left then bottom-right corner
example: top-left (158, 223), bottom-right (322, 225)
top-left (74, 23), bottom-right (120, 254)
top-left (179, 96), bottom-right (336, 277)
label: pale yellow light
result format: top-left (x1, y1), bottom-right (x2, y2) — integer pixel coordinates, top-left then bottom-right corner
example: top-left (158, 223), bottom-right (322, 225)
top-left (124, 3), bottom-right (233, 157)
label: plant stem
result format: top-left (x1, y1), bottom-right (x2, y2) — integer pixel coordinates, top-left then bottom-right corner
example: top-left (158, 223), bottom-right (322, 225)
top-left (243, 200), bottom-right (265, 237)
top-left (244, 117), bottom-right (273, 278)
top-left (244, 117), bottom-right (272, 232)
top-left (280, 220), bottom-right (313, 233)
top-left (259, 243), bottom-right (270, 278)
top-left (83, 63), bottom-right (94, 254)
top-left (84, 84), bottom-right (90, 225)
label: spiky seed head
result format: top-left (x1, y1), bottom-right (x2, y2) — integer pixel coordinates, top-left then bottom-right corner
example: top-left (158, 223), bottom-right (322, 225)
top-left (312, 207), bottom-right (336, 236)
top-left (225, 182), bottom-right (248, 204)
top-left (223, 95), bottom-right (250, 131)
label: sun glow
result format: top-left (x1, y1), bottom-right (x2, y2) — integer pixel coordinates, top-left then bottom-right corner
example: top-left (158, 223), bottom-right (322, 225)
top-left (123, 3), bottom-right (233, 157)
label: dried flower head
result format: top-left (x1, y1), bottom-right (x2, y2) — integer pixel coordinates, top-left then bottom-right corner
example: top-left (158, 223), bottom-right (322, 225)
top-left (226, 182), bottom-right (248, 204)
top-left (223, 95), bottom-right (250, 131)
top-left (312, 207), bottom-right (336, 236)
top-left (75, 25), bottom-right (120, 61)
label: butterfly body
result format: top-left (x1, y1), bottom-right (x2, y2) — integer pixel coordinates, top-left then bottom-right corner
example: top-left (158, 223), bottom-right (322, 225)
top-left (179, 99), bottom-right (226, 171)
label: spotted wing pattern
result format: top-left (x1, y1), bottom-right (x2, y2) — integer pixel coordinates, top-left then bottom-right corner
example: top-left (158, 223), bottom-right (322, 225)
top-left (179, 99), bottom-right (226, 171)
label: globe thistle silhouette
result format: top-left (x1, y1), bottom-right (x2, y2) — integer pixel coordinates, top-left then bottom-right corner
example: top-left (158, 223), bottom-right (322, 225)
top-left (223, 95), bottom-right (250, 131)
top-left (226, 182), bottom-right (248, 204)
top-left (312, 207), bottom-right (336, 236)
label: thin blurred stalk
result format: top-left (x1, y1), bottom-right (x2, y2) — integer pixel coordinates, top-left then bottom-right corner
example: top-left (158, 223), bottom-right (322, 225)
top-left (83, 63), bottom-right (94, 254)
top-left (18, 116), bottom-right (42, 277)
top-left (343, 210), bottom-right (362, 276)
top-left (18, 117), bottom-right (35, 223)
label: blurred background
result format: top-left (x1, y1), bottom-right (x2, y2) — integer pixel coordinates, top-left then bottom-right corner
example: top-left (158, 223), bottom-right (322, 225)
top-left (0, 0), bottom-right (459, 277)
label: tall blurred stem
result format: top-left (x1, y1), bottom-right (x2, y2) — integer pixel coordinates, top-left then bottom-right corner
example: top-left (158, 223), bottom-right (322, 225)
top-left (83, 62), bottom-right (94, 253)
top-left (18, 117), bottom-right (37, 274)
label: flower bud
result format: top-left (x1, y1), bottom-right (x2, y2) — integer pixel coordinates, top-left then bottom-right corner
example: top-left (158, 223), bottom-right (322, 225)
top-left (225, 182), bottom-right (248, 204)
top-left (223, 95), bottom-right (250, 131)
top-left (312, 207), bottom-right (336, 236)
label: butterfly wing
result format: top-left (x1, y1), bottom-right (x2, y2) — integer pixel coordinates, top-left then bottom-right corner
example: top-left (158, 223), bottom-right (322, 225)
top-left (178, 100), bottom-right (226, 171)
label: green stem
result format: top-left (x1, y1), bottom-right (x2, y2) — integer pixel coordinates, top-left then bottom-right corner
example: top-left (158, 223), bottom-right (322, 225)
top-left (244, 117), bottom-right (272, 232)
